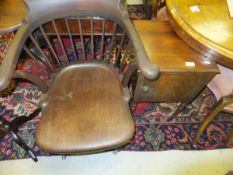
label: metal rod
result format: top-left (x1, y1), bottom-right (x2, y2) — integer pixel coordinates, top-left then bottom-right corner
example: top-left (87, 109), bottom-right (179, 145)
top-left (39, 26), bottom-right (61, 65)
top-left (51, 20), bottom-right (69, 64)
top-left (29, 34), bottom-right (54, 71)
top-left (78, 19), bottom-right (86, 60)
top-left (65, 18), bottom-right (78, 62)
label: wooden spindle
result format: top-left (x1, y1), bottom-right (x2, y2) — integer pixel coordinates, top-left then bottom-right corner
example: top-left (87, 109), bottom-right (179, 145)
top-left (90, 17), bottom-right (94, 59)
top-left (29, 34), bottom-right (54, 71)
top-left (65, 18), bottom-right (78, 62)
top-left (51, 20), bottom-right (69, 64)
top-left (119, 41), bottom-right (131, 71)
top-left (23, 45), bottom-right (53, 74)
top-left (78, 19), bottom-right (86, 60)
top-left (100, 19), bottom-right (105, 59)
top-left (114, 32), bottom-right (126, 67)
top-left (39, 26), bottom-right (61, 65)
top-left (107, 22), bottom-right (117, 57)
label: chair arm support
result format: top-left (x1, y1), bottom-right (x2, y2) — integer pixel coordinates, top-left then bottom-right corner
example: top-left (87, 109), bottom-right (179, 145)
top-left (122, 16), bottom-right (160, 80)
top-left (121, 63), bottom-right (138, 88)
top-left (0, 24), bottom-right (29, 91)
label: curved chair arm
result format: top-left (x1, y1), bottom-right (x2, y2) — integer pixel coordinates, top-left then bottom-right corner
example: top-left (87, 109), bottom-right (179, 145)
top-left (0, 24), bottom-right (29, 91)
top-left (122, 15), bottom-right (160, 80)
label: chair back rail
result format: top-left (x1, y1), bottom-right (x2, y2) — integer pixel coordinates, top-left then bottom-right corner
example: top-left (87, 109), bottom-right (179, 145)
top-left (0, 0), bottom-right (159, 91)
top-left (15, 17), bottom-right (135, 92)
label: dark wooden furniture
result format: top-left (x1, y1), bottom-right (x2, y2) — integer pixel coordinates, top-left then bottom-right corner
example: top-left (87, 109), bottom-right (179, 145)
top-left (166, 0), bottom-right (233, 69)
top-left (165, 0), bottom-right (233, 144)
top-left (133, 20), bottom-right (219, 103)
top-left (0, 0), bottom-right (28, 34)
top-left (0, 0), bottom-right (159, 155)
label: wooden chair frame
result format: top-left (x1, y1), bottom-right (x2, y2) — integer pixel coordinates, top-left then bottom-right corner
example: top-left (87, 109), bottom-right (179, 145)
top-left (0, 0), bottom-right (159, 91)
top-left (0, 0), bottom-right (159, 157)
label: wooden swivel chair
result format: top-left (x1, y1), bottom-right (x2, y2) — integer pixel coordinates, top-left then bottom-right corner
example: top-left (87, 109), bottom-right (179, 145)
top-left (194, 64), bottom-right (233, 146)
top-left (0, 0), bottom-right (159, 155)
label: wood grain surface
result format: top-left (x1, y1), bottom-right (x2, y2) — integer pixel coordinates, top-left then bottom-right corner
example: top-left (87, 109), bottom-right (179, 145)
top-left (0, 0), bottom-right (27, 33)
top-left (133, 20), bottom-right (219, 103)
top-left (36, 64), bottom-right (134, 154)
top-left (166, 0), bottom-right (233, 69)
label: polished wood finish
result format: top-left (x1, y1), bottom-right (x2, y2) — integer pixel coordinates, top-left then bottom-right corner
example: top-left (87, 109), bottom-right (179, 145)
top-left (133, 21), bottom-right (219, 103)
top-left (36, 64), bottom-right (134, 153)
top-left (0, 0), bottom-right (28, 33)
top-left (135, 72), bottom-right (216, 103)
top-left (0, 0), bottom-right (158, 155)
top-left (166, 0), bottom-right (233, 69)
top-left (43, 19), bottom-right (115, 34)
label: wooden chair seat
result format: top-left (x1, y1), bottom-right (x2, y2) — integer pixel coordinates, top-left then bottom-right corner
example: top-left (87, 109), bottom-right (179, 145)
top-left (36, 63), bottom-right (135, 154)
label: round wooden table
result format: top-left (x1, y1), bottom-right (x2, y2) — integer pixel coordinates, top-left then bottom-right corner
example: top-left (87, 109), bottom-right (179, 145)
top-left (0, 0), bottom-right (28, 34)
top-left (166, 0), bottom-right (233, 69)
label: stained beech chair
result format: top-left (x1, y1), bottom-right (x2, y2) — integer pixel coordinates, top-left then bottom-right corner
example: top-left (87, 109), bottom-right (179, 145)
top-left (194, 64), bottom-right (233, 146)
top-left (0, 0), bottom-right (159, 155)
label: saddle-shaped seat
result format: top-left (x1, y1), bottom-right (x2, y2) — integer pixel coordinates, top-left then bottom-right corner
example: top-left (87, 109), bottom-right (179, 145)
top-left (36, 63), bottom-right (134, 153)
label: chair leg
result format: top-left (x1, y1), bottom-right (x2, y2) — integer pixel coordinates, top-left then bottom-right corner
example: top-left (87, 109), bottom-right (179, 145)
top-left (194, 104), bottom-right (223, 143)
top-left (10, 131), bottom-right (38, 162)
top-left (226, 131), bottom-right (233, 147)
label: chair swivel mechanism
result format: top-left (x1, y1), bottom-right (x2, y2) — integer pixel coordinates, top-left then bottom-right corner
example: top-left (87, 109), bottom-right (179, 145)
top-left (0, 0), bottom-right (159, 155)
